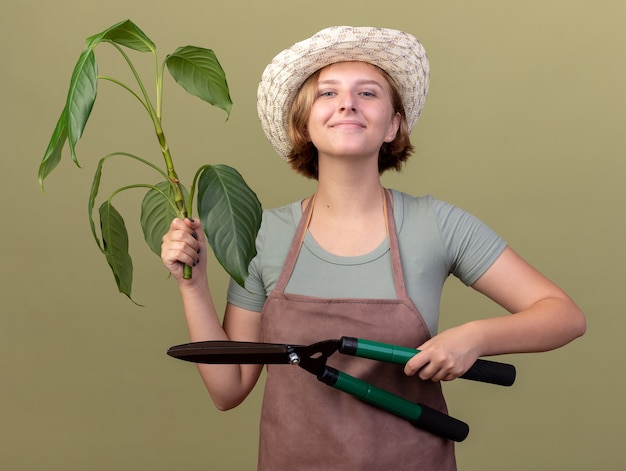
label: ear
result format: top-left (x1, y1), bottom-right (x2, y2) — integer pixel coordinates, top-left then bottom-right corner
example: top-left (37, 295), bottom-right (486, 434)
top-left (384, 112), bottom-right (402, 142)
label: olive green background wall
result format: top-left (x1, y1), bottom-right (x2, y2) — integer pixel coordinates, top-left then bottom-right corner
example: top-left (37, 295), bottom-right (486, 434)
top-left (1, 0), bottom-right (623, 469)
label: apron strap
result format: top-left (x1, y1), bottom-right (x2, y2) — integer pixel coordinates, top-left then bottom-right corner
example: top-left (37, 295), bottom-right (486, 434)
top-left (384, 188), bottom-right (409, 299)
top-left (273, 194), bottom-right (316, 293)
top-left (274, 189), bottom-right (409, 300)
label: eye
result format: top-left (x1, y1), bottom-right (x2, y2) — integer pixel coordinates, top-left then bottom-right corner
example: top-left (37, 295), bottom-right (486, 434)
top-left (359, 90), bottom-right (376, 97)
top-left (317, 90), bottom-right (336, 98)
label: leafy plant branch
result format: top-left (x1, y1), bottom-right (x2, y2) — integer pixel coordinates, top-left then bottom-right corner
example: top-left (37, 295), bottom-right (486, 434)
top-left (39, 19), bottom-right (262, 303)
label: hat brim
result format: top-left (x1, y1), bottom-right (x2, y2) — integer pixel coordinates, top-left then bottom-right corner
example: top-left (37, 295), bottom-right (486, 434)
top-left (257, 26), bottom-right (429, 160)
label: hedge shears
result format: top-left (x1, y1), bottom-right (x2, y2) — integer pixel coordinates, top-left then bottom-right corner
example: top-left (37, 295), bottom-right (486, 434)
top-left (167, 336), bottom-right (516, 442)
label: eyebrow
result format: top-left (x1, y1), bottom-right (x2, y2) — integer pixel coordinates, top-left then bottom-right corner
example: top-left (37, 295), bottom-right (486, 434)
top-left (318, 79), bottom-right (386, 89)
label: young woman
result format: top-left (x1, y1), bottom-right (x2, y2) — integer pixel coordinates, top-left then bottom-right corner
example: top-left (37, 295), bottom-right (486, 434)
top-left (161, 26), bottom-right (586, 470)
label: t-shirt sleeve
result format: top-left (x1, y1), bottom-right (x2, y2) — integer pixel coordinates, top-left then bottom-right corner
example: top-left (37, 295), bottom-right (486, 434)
top-left (227, 276), bottom-right (266, 312)
top-left (432, 198), bottom-right (507, 286)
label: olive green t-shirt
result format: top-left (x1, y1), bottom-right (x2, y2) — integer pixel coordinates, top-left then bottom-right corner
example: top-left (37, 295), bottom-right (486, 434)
top-left (227, 189), bottom-right (506, 336)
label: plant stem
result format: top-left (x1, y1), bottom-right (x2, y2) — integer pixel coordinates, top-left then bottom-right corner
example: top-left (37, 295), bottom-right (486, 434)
top-left (107, 42), bottom-right (187, 215)
top-left (98, 76), bottom-right (151, 114)
top-left (108, 41), bottom-right (191, 278)
top-left (153, 123), bottom-right (186, 215)
top-left (152, 55), bottom-right (191, 278)
top-left (150, 108), bottom-right (192, 280)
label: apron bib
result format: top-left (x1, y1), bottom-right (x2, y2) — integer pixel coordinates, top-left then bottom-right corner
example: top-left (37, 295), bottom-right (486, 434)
top-left (258, 190), bottom-right (456, 470)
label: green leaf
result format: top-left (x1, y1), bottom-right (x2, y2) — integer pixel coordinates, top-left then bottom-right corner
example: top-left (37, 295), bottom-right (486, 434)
top-left (197, 165), bottom-right (262, 286)
top-left (66, 48), bottom-right (98, 165)
top-left (165, 46), bottom-right (232, 116)
top-left (88, 157), bottom-right (106, 253)
top-left (40, 20), bottom-right (154, 184)
top-left (38, 106), bottom-right (68, 190)
top-left (85, 19), bottom-right (155, 53)
top-left (99, 201), bottom-right (134, 300)
top-left (140, 181), bottom-right (188, 255)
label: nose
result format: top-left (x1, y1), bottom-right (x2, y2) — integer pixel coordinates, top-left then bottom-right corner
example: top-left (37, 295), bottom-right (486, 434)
top-left (338, 92), bottom-right (357, 112)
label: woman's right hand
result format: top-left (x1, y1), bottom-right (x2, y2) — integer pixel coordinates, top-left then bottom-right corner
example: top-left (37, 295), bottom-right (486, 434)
top-left (161, 218), bottom-right (207, 282)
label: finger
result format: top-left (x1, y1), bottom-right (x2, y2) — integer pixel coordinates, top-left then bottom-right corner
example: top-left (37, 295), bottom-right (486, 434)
top-left (167, 242), bottom-right (199, 267)
top-left (416, 362), bottom-right (440, 382)
top-left (186, 219), bottom-right (207, 259)
top-left (183, 219), bottom-right (209, 259)
top-left (184, 218), bottom-right (206, 238)
top-left (417, 356), bottom-right (465, 382)
top-left (165, 219), bottom-right (200, 245)
top-left (404, 352), bottom-right (430, 377)
top-left (162, 227), bottom-right (200, 268)
top-left (169, 217), bottom-right (189, 231)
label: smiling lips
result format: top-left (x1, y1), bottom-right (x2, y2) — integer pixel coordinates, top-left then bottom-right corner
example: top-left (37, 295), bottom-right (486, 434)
top-left (329, 120), bottom-right (365, 129)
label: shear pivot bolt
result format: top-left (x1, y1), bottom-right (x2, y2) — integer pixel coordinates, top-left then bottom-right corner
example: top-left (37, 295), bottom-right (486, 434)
top-left (288, 352), bottom-right (300, 365)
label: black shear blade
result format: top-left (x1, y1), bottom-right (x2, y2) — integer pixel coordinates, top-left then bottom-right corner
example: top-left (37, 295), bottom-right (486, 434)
top-left (167, 340), bottom-right (293, 365)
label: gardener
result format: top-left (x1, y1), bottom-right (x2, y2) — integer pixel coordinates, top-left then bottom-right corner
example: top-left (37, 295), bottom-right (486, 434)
top-left (161, 26), bottom-right (586, 469)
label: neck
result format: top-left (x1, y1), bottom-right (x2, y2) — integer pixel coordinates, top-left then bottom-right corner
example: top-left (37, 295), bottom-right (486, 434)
top-left (314, 154), bottom-right (383, 214)
top-left (305, 165), bottom-right (388, 257)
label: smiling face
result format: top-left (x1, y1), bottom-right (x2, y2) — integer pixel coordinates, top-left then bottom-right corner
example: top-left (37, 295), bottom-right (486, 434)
top-left (305, 62), bottom-right (401, 163)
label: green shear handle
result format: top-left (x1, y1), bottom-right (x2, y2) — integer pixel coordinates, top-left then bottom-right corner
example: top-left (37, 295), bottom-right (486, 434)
top-left (318, 366), bottom-right (470, 442)
top-left (340, 337), bottom-right (516, 387)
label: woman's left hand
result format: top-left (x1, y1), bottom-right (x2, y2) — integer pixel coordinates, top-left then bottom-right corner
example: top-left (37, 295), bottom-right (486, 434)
top-left (405, 246), bottom-right (586, 382)
top-left (404, 322), bottom-right (484, 382)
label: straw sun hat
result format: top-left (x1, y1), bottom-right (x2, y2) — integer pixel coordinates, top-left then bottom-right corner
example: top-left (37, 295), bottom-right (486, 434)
top-left (257, 26), bottom-right (430, 160)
